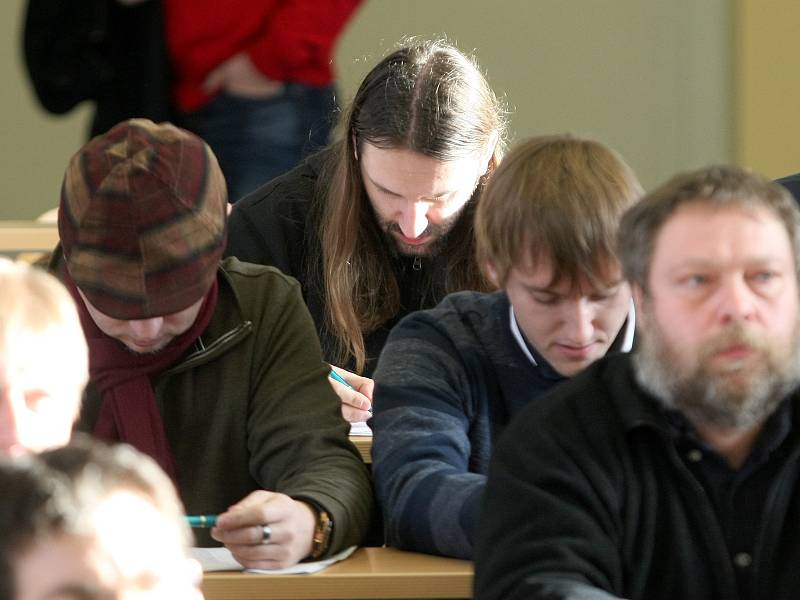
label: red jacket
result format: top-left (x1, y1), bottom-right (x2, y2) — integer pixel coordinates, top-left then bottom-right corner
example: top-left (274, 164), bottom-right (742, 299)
top-left (164, 0), bottom-right (362, 111)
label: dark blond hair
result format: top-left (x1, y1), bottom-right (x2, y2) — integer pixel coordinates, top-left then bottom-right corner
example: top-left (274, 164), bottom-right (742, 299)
top-left (476, 134), bottom-right (642, 290)
top-left (619, 165), bottom-right (800, 294)
top-left (318, 39), bottom-right (507, 372)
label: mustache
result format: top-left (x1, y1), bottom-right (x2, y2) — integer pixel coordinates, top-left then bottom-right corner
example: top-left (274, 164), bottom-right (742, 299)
top-left (383, 221), bottom-right (440, 239)
top-left (697, 323), bottom-right (766, 361)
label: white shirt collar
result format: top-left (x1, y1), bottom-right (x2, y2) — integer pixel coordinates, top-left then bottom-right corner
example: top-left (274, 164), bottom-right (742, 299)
top-left (509, 303), bottom-right (538, 367)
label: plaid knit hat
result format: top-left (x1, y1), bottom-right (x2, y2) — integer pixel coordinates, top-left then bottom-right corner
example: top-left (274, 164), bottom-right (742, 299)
top-left (58, 119), bottom-right (228, 319)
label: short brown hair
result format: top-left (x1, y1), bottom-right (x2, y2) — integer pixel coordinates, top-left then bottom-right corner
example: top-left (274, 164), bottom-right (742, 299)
top-left (475, 134), bottom-right (642, 289)
top-left (618, 164), bottom-right (800, 293)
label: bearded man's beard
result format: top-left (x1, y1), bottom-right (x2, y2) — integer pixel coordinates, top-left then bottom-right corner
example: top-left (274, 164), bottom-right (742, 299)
top-left (377, 212), bottom-right (462, 258)
top-left (633, 311), bottom-right (800, 430)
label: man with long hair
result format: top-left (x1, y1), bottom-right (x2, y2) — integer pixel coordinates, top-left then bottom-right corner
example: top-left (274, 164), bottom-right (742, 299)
top-left (475, 166), bottom-right (800, 600)
top-left (226, 39), bottom-right (506, 421)
top-left (371, 135), bottom-right (642, 559)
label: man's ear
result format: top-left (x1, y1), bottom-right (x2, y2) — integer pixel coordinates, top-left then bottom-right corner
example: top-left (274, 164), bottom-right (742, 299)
top-left (484, 261), bottom-right (500, 287)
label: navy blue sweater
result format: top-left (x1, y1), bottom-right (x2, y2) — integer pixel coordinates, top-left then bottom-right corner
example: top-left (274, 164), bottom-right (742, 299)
top-left (371, 290), bottom-right (631, 559)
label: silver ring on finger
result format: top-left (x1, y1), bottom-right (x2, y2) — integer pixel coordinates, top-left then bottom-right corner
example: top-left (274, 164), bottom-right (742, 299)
top-left (261, 524), bottom-right (272, 545)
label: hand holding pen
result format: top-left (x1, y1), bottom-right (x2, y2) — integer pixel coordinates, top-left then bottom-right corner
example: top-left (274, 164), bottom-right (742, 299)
top-left (205, 490), bottom-right (316, 570)
top-left (328, 365), bottom-right (373, 423)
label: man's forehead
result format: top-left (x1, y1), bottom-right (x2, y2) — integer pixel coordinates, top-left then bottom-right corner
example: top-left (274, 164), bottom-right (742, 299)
top-left (659, 199), bottom-right (785, 233)
top-left (360, 143), bottom-right (482, 194)
top-left (651, 201), bottom-right (793, 265)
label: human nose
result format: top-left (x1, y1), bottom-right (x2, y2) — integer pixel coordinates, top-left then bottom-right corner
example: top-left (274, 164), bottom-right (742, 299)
top-left (128, 317), bottom-right (165, 339)
top-left (398, 200), bottom-right (431, 239)
top-left (716, 276), bottom-right (756, 323)
top-left (561, 298), bottom-right (595, 345)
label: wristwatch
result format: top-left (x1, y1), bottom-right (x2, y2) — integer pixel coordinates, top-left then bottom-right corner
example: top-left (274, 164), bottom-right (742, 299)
top-left (309, 509), bottom-right (333, 560)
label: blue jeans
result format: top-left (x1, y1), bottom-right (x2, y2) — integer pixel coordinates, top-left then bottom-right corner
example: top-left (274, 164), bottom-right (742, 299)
top-left (179, 83), bottom-right (337, 203)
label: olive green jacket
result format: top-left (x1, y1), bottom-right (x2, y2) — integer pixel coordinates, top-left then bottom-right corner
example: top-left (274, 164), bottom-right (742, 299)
top-left (53, 254), bottom-right (372, 551)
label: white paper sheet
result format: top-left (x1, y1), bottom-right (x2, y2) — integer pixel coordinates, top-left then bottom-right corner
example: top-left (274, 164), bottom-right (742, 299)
top-left (192, 545), bottom-right (357, 574)
top-left (349, 421), bottom-right (372, 436)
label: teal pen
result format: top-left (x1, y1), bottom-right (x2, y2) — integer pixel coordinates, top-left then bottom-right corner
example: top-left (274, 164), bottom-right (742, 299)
top-left (329, 369), bottom-right (373, 414)
top-left (186, 515), bottom-right (218, 528)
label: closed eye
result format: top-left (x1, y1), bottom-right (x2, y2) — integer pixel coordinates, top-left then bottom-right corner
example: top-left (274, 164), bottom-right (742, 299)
top-left (588, 289), bottom-right (618, 302)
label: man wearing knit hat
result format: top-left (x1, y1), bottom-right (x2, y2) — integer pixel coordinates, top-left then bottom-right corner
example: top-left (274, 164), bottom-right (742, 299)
top-left (50, 118), bottom-right (372, 569)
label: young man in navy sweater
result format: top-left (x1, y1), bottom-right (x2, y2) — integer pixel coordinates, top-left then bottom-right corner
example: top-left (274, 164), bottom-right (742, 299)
top-left (371, 134), bottom-right (643, 559)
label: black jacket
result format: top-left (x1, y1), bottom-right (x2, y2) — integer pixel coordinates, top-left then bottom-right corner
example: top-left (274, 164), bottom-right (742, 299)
top-left (777, 172), bottom-right (800, 204)
top-left (475, 352), bottom-right (800, 600)
top-left (225, 148), bottom-right (470, 375)
top-left (24, 0), bottom-right (171, 137)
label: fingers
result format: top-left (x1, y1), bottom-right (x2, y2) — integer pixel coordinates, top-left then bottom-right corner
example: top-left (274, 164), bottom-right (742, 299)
top-left (329, 365), bottom-right (374, 421)
top-left (224, 523), bottom-right (310, 568)
top-left (330, 365), bottom-right (375, 401)
top-left (226, 537), bottom-right (296, 570)
top-left (228, 545), bottom-right (296, 570)
top-left (214, 491), bottom-right (287, 530)
top-left (333, 383), bottom-right (372, 422)
top-left (211, 523), bottom-right (276, 546)
top-left (336, 385), bottom-right (371, 410)
top-left (342, 403), bottom-right (372, 423)
top-left (211, 492), bottom-right (316, 569)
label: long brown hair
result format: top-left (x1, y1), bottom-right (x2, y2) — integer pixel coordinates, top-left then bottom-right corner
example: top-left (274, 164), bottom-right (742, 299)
top-left (318, 39), bottom-right (506, 372)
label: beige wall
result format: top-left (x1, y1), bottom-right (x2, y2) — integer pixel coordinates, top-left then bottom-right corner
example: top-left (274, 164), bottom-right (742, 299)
top-left (3, 0), bottom-right (92, 220)
top-left (735, 0), bottom-right (800, 178)
top-left (2, 0), bottom-right (732, 220)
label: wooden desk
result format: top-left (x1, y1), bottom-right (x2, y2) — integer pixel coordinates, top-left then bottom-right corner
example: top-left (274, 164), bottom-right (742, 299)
top-left (0, 221), bottom-right (59, 253)
top-left (349, 435), bottom-right (372, 464)
top-left (201, 547), bottom-right (473, 600)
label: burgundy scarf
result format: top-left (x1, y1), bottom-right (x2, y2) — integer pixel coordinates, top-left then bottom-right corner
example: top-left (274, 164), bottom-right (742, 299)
top-left (63, 270), bottom-right (218, 481)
